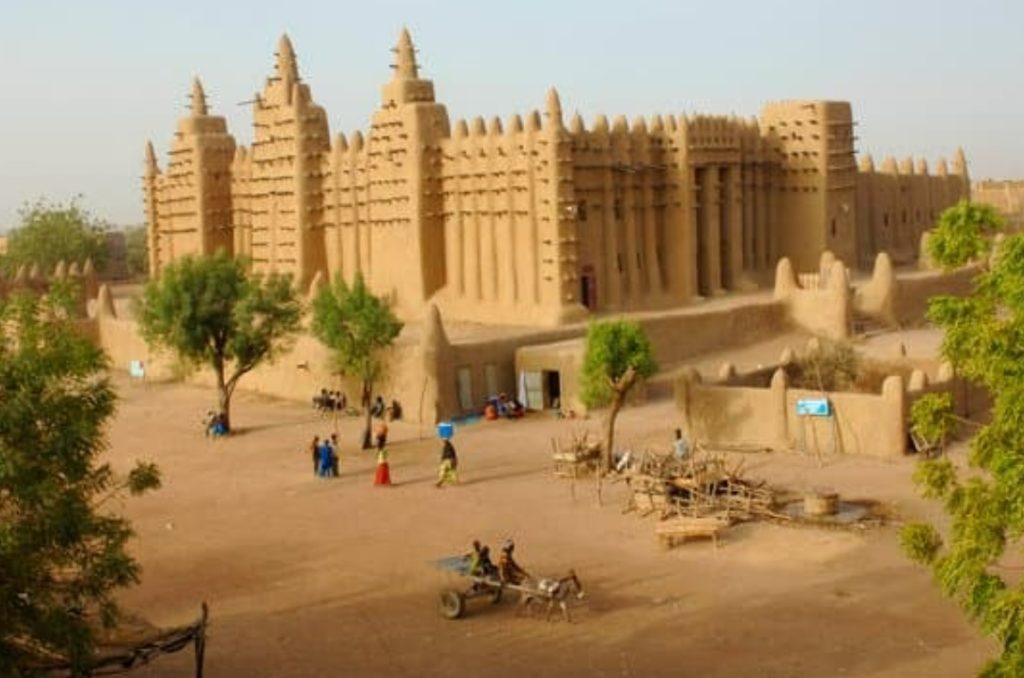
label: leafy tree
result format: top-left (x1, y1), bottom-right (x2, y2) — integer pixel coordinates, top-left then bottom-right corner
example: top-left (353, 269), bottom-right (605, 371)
top-left (789, 338), bottom-right (860, 392)
top-left (311, 272), bottom-right (403, 449)
top-left (926, 199), bottom-right (1004, 271)
top-left (138, 252), bottom-right (302, 431)
top-left (899, 203), bottom-right (1024, 675)
top-left (2, 198), bottom-right (110, 275)
top-left (580, 320), bottom-right (657, 472)
top-left (123, 225), bottom-right (149, 279)
top-left (910, 392), bottom-right (957, 455)
top-left (0, 284), bottom-right (160, 674)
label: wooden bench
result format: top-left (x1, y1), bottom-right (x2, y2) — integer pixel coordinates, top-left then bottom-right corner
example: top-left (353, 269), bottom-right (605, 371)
top-left (654, 516), bottom-right (730, 549)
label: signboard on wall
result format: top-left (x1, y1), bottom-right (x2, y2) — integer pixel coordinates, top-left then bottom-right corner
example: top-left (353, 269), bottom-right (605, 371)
top-left (129, 360), bottom-right (145, 380)
top-left (795, 398), bottom-right (831, 417)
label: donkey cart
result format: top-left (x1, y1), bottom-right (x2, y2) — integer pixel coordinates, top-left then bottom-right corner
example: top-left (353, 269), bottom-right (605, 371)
top-left (434, 555), bottom-right (585, 621)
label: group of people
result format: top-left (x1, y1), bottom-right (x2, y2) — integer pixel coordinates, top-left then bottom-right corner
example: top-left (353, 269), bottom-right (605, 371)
top-left (301, 412), bottom-right (463, 489)
top-left (305, 421), bottom-right (395, 485)
top-left (468, 539), bottom-right (530, 585)
top-left (370, 396), bottom-right (403, 421)
top-left (204, 411), bottom-right (228, 437)
top-left (313, 389), bottom-right (348, 414)
top-left (310, 434), bottom-right (340, 477)
top-left (483, 393), bottom-right (525, 421)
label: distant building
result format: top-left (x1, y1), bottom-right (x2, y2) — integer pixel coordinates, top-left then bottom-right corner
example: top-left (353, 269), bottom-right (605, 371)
top-left (103, 231), bottom-right (129, 280)
top-left (144, 29), bottom-right (969, 326)
top-left (973, 179), bottom-right (1024, 230)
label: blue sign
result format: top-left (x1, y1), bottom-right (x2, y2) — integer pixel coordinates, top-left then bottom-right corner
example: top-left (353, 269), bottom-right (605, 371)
top-left (796, 398), bottom-right (831, 417)
top-left (437, 422), bottom-right (454, 440)
top-left (129, 360), bottom-right (145, 379)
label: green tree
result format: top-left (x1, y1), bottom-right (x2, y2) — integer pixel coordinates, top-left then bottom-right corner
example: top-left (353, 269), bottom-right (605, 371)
top-left (0, 284), bottom-right (160, 674)
top-left (123, 225), bottom-right (149, 279)
top-left (926, 199), bottom-right (1004, 271)
top-left (2, 198), bottom-right (110, 275)
top-left (910, 392), bottom-right (957, 455)
top-left (899, 203), bottom-right (1024, 675)
top-left (137, 252), bottom-right (302, 431)
top-left (580, 320), bottom-right (657, 472)
top-left (311, 272), bottom-right (403, 449)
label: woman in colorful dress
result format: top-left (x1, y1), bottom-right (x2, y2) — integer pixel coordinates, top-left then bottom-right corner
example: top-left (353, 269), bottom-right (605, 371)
top-left (374, 446), bottom-right (392, 486)
top-left (436, 439), bottom-right (459, 487)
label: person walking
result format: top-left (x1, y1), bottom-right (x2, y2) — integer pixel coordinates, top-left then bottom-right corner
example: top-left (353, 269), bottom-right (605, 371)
top-left (318, 438), bottom-right (334, 478)
top-left (673, 428), bottom-right (690, 462)
top-left (309, 436), bottom-right (320, 476)
top-left (436, 439), bottom-right (459, 488)
top-left (374, 418), bottom-right (389, 453)
top-left (374, 446), bottom-right (392, 486)
top-left (328, 435), bottom-right (339, 477)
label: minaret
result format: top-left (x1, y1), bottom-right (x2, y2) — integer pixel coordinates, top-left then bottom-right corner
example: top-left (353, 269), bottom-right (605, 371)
top-left (190, 77), bottom-right (208, 116)
top-left (381, 26), bottom-right (436, 106)
top-left (157, 77), bottom-right (236, 267)
top-left (364, 27), bottom-right (450, 315)
top-left (953, 147), bottom-right (970, 199)
top-left (277, 34), bottom-right (299, 95)
top-left (538, 85), bottom-right (581, 322)
top-left (394, 27), bottom-right (418, 80)
top-left (249, 35), bottom-right (330, 285)
top-left (143, 141), bottom-right (161, 276)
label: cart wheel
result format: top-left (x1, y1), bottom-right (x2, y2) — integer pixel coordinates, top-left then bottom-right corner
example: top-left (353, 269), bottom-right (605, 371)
top-left (439, 589), bottom-right (465, 620)
top-left (490, 586), bottom-right (503, 605)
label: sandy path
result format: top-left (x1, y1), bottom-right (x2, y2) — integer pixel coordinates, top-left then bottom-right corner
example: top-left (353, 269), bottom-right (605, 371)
top-left (101, 330), bottom-right (992, 677)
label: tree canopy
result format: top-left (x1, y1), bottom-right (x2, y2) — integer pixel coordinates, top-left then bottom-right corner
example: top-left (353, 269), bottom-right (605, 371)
top-left (137, 252), bottom-right (302, 430)
top-left (123, 225), bottom-right (149, 279)
top-left (2, 198), bottom-right (110, 275)
top-left (901, 201), bottom-right (1024, 675)
top-left (580, 320), bottom-right (657, 471)
top-left (0, 284), bottom-right (160, 674)
top-left (926, 199), bottom-right (1004, 271)
top-left (311, 272), bottom-right (403, 448)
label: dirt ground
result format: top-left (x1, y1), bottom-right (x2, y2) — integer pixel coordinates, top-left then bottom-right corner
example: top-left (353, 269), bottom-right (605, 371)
top-left (106, 329), bottom-right (993, 677)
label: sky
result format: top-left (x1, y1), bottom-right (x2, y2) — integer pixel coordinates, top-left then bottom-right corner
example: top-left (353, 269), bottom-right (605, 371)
top-left (0, 0), bottom-right (1021, 230)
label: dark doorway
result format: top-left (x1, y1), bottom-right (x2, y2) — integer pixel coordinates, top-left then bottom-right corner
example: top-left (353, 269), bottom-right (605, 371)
top-left (580, 265), bottom-right (597, 310)
top-left (545, 371), bottom-right (562, 410)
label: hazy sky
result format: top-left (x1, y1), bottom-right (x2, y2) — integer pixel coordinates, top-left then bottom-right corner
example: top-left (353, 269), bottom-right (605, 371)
top-left (1, 0), bottom-right (1021, 230)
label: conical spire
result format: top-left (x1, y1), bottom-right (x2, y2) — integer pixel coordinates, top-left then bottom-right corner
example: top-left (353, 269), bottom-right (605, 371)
top-left (190, 77), bottom-right (207, 116)
top-left (145, 141), bottom-right (158, 175)
top-left (545, 87), bottom-right (563, 128)
top-left (953, 147), bottom-right (968, 176)
top-left (277, 34), bottom-right (298, 81)
top-left (569, 112), bottom-right (584, 134)
top-left (393, 26), bottom-right (419, 80)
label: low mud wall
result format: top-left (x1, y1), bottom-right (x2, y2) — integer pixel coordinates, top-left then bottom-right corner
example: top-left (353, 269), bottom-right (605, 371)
top-left (675, 360), bottom-right (974, 459)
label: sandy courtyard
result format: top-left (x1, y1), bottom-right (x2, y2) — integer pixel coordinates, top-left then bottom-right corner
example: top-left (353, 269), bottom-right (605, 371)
top-left (104, 332), bottom-right (992, 677)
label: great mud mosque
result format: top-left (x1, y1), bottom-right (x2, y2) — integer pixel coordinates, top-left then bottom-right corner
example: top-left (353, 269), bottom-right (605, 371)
top-left (144, 29), bottom-right (969, 328)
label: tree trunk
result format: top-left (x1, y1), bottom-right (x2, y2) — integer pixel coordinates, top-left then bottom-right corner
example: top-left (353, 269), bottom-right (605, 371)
top-left (602, 366), bottom-right (637, 471)
top-left (332, 372), bottom-right (341, 440)
top-left (361, 381), bottom-right (373, 450)
top-left (215, 363), bottom-right (232, 431)
top-left (603, 393), bottom-right (623, 472)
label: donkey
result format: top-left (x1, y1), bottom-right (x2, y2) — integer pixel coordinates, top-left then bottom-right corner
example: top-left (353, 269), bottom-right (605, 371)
top-left (517, 569), bottom-right (585, 622)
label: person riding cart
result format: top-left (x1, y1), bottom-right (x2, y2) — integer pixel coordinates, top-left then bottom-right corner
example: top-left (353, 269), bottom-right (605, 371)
top-left (468, 540), bottom-right (498, 579)
top-left (498, 539), bottom-right (530, 585)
